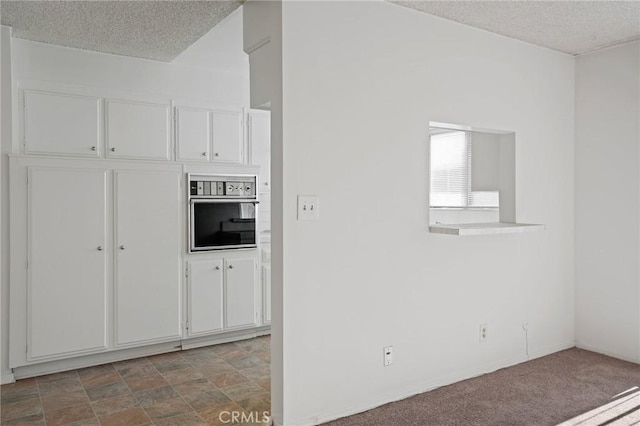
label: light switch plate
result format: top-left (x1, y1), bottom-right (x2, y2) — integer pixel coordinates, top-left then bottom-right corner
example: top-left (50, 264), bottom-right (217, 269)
top-left (298, 195), bottom-right (319, 220)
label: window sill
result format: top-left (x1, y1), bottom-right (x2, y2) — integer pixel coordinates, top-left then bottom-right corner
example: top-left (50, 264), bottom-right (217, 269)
top-left (429, 222), bottom-right (545, 236)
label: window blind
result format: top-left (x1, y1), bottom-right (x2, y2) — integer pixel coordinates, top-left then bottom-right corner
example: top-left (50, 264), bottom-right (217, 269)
top-left (430, 131), bottom-right (471, 207)
top-left (430, 130), bottom-right (499, 208)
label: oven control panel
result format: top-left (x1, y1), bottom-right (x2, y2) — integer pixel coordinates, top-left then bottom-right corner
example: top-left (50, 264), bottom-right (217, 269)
top-left (189, 175), bottom-right (256, 198)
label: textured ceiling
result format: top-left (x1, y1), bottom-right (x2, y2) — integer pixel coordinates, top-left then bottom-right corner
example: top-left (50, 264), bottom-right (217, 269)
top-left (1, 1), bottom-right (638, 62)
top-left (390, 1), bottom-right (640, 55)
top-left (0, 0), bottom-right (243, 62)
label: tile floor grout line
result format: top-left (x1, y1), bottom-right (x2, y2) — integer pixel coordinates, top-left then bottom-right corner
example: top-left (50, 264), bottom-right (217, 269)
top-left (38, 369), bottom-right (84, 426)
top-left (117, 358), bottom-right (159, 426)
top-left (176, 344), bottom-right (230, 424)
top-left (159, 360), bottom-right (201, 425)
top-left (74, 367), bottom-right (102, 425)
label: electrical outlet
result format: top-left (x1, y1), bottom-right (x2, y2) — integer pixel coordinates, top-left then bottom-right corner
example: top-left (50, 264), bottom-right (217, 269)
top-left (479, 324), bottom-right (488, 343)
top-left (384, 346), bottom-right (393, 366)
top-left (297, 195), bottom-right (320, 220)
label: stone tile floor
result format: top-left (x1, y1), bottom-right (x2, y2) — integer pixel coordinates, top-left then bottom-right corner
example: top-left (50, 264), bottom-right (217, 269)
top-left (0, 336), bottom-right (271, 425)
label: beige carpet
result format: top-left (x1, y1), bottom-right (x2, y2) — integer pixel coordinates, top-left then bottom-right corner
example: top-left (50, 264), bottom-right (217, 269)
top-left (325, 348), bottom-right (640, 426)
top-left (559, 388), bottom-right (640, 425)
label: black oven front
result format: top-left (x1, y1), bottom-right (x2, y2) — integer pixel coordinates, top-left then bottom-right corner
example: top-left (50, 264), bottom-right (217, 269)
top-left (188, 174), bottom-right (258, 252)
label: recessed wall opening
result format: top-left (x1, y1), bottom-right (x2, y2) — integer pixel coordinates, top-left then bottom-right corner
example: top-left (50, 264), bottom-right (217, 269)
top-left (428, 122), bottom-right (542, 236)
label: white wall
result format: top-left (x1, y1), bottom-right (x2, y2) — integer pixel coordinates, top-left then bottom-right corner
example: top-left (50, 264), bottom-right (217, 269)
top-left (10, 11), bottom-right (249, 113)
top-left (1, 25), bottom-right (13, 384)
top-left (173, 7), bottom-right (248, 74)
top-left (1, 12), bottom-right (249, 384)
top-left (430, 208), bottom-right (499, 225)
top-left (243, 2), bottom-right (284, 423)
top-left (575, 41), bottom-right (640, 363)
top-left (472, 131), bottom-right (501, 191)
top-left (279, 2), bottom-right (575, 424)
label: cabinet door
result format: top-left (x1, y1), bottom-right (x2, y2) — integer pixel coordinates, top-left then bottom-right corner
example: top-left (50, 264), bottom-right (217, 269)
top-left (106, 100), bottom-right (170, 160)
top-left (115, 170), bottom-right (181, 346)
top-left (262, 264), bottom-right (271, 324)
top-left (188, 260), bottom-right (224, 336)
top-left (28, 167), bottom-right (108, 360)
top-left (211, 109), bottom-right (244, 164)
top-left (175, 107), bottom-right (210, 162)
top-left (225, 258), bottom-right (257, 329)
top-left (24, 91), bottom-right (101, 157)
top-left (249, 111), bottom-right (271, 190)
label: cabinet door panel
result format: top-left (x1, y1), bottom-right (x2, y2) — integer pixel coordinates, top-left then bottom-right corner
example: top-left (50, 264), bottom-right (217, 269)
top-left (225, 258), bottom-right (256, 329)
top-left (24, 91), bottom-right (101, 157)
top-left (212, 110), bottom-right (243, 164)
top-left (115, 170), bottom-right (181, 346)
top-left (262, 264), bottom-right (271, 324)
top-left (28, 167), bottom-right (108, 359)
top-left (188, 260), bottom-right (224, 336)
top-left (176, 107), bottom-right (210, 162)
top-left (106, 100), bottom-right (170, 160)
top-left (249, 112), bottom-right (271, 190)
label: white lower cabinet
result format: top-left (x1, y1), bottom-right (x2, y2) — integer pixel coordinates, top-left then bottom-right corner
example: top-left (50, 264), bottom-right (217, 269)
top-left (188, 260), bottom-right (224, 335)
top-left (260, 243), bottom-right (271, 325)
top-left (225, 258), bottom-right (257, 329)
top-left (262, 265), bottom-right (272, 324)
top-left (187, 257), bottom-right (257, 337)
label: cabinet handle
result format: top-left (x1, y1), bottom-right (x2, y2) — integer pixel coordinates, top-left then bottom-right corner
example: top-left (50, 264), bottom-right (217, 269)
top-left (228, 264), bottom-right (234, 269)
top-left (119, 245), bottom-right (125, 250)
top-left (97, 246), bottom-right (103, 251)
top-left (111, 147), bottom-right (116, 152)
top-left (264, 182), bottom-right (269, 186)
top-left (202, 152), bottom-right (207, 157)
top-left (214, 152), bottom-right (220, 157)
top-left (91, 146), bottom-right (97, 151)
top-left (215, 266), bottom-right (220, 270)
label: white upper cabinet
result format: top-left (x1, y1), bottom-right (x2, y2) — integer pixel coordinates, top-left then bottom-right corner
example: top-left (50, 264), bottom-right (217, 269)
top-left (175, 104), bottom-right (245, 165)
top-left (106, 99), bottom-right (170, 161)
top-left (24, 90), bottom-right (101, 157)
top-left (20, 84), bottom-right (249, 166)
top-left (211, 109), bottom-right (244, 164)
top-left (175, 107), bottom-right (210, 162)
top-left (248, 110), bottom-right (271, 191)
top-left (27, 167), bottom-right (108, 360)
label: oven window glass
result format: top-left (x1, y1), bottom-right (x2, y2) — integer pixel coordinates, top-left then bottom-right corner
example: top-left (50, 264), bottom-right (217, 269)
top-left (193, 202), bottom-right (256, 249)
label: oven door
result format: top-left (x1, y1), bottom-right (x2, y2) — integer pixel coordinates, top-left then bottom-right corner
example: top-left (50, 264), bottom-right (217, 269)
top-left (190, 199), bottom-right (258, 252)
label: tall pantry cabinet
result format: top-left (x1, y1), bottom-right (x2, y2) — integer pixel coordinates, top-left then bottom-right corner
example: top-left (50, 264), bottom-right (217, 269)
top-left (26, 167), bottom-right (109, 360)
top-left (113, 170), bottom-right (182, 347)
top-left (10, 158), bottom-right (183, 364)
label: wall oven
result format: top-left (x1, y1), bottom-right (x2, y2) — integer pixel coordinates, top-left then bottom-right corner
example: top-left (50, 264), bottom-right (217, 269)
top-left (188, 174), bottom-right (258, 252)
